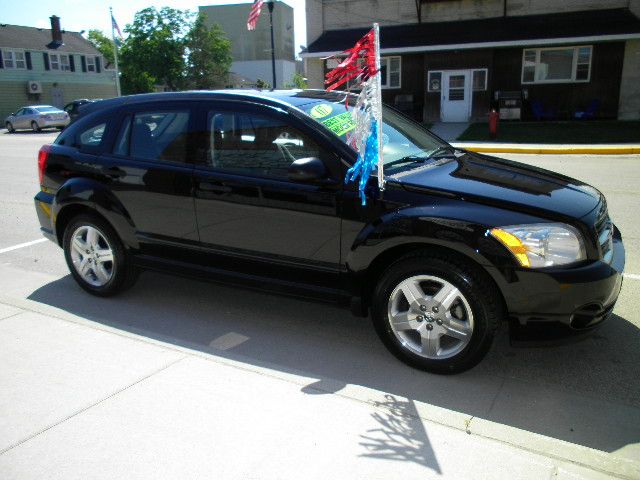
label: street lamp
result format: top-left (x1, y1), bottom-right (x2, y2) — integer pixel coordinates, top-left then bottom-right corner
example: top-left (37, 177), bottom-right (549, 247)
top-left (267, 1), bottom-right (276, 89)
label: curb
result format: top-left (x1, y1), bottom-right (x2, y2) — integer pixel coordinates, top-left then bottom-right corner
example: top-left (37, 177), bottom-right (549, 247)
top-left (452, 143), bottom-right (640, 155)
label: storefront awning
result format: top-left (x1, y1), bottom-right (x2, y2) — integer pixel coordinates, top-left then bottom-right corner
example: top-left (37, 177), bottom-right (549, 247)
top-left (303, 8), bottom-right (640, 57)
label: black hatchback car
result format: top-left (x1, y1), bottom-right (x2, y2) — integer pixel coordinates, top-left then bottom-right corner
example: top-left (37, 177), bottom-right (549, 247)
top-left (34, 90), bottom-right (625, 373)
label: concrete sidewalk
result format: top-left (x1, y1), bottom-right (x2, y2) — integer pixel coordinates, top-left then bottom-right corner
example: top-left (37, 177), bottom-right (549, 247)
top-left (0, 293), bottom-right (638, 480)
top-left (452, 142), bottom-right (640, 155)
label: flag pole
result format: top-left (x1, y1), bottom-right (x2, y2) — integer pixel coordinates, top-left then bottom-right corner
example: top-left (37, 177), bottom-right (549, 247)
top-left (373, 23), bottom-right (384, 191)
top-left (109, 6), bottom-right (122, 97)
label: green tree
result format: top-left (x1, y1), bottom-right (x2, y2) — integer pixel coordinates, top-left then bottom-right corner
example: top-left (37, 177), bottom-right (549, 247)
top-left (119, 7), bottom-right (193, 94)
top-left (184, 14), bottom-right (232, 89)
top-left (87, 29), bottom-right (115, 67)
top-left (285, 72), bottom-right (308, 89)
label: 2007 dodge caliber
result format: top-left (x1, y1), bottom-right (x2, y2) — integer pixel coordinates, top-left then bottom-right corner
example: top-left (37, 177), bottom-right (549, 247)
top-left (34, 90), bottom-right (625, 374)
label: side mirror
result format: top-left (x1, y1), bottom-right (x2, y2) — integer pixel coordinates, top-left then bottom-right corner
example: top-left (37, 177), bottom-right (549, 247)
top-left (288, 157), bottom-right (328, 183)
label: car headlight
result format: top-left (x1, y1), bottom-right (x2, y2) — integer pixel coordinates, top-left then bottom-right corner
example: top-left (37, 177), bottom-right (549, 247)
top-left (490, 223), bottom-right (586, 268)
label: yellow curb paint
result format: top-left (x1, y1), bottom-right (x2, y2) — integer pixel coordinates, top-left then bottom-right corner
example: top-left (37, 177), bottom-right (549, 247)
top-left (460, 146), bottom-right (640, 155)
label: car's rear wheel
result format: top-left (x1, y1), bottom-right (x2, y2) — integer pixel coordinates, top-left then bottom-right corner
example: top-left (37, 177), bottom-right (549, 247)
top-left (371, 252), bottom-right (502, 374)
top-left (6, 122), bottom-right (14, 133)
top-left (63, 214), bottom-right (138, 296)
top-left (31, 121), bottom-right (40, 132)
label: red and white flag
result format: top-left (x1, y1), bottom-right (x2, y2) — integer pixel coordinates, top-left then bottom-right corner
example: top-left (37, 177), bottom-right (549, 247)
top-left (247, 0), bottom-right (265, 31)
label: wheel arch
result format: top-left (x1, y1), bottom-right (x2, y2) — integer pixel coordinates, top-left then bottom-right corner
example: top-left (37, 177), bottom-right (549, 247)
top-left (55, 204), bottom-right (110, 245)
top-left (53, 178), bottom-right (138, 250)
top-left (360, 242), bottom-right (507, 317)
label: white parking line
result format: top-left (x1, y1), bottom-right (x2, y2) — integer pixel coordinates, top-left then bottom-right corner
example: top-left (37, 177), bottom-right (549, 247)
top-left (0, 238), bottom-right (48, 254)
top-left (625, 273), bottom-right (640, 281)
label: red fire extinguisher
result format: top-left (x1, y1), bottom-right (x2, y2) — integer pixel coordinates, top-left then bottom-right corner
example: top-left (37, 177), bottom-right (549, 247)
top-left (489, 108), bottom-right (499, 139)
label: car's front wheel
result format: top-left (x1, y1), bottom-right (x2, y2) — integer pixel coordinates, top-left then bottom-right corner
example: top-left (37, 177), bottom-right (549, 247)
top-left (6, 122), bottom-right (15, 133)
top-left (371, 252), bottom-right (502, 374)
top-left (63, 214), bottom-right (138, 296)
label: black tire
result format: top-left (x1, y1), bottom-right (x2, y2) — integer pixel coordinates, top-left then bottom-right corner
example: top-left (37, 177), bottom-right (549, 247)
top-left (31, 121), bottom-right (41, 132)
top-left (371, 252), bottom-right (503, 374)
top-left (63, 214), bottom-right (138, 296)
top-left (6, 122), bottom-right (15, 133)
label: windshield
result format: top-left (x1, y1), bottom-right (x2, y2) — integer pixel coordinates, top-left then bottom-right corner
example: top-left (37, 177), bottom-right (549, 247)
top-left (298, 99), bottom-right (448, 168)
top-left (35, 106), bottom-right (62, 113)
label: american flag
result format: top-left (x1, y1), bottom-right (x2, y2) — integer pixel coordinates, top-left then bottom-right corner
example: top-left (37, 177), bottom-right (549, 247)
top-left (247, 0), bottom-right (264, 31)
top-left (111, 14), bottom-right (123, 38)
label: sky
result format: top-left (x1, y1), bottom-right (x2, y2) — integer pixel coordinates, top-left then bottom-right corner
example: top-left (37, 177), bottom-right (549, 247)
top-left (0, 0), bottom-right (308, 50)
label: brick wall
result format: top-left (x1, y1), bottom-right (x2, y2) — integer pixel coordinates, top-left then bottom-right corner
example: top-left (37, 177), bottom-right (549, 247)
top-left (314, 0), bottom-right (630, 30)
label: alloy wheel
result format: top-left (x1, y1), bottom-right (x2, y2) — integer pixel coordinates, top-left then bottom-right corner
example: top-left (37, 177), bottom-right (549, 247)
top-left (387, 274), bottom-right (474, 360)
top-left (69, 225), bottom-right (115, 287)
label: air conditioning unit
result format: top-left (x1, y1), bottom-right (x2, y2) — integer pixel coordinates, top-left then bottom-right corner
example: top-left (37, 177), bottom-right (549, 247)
top-left (27, 81), bottom-right (42, 94)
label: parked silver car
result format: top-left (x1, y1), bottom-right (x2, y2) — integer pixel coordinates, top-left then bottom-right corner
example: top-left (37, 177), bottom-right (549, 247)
top-left (5, 105), bottom-right (70, 133)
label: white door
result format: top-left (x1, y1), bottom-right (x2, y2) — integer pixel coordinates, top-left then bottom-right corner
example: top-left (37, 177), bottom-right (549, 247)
top-left (441, 70), bottom-right (472, 122)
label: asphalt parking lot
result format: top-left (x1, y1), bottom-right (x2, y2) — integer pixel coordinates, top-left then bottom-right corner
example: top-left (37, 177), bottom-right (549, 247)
top-left (1, 130), bottom-right (639, 479)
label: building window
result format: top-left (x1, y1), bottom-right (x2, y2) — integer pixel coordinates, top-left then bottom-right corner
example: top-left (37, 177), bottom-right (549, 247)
top-left (472, 69), bottom-right (488, 91)
top-left (380, 56), bottom-right (401, 89)
top-left (86, 56), bottom-right (96, 72)
top-left (60, 54), bottom-right (71, 71)
top-left (427, 71), bottom-right (442, 92)
top-left (49, 53), bottom-right (60, 70)
top-left (2, 50), bottom-right (26, 69)
top-left (522, 46), bottom-right (592, 84)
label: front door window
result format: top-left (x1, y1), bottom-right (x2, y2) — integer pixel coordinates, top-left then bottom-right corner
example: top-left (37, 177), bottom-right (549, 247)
top-left (448, 75), bottom-right (466, 101)
top-left (205, 111), bottom-right (321, 179)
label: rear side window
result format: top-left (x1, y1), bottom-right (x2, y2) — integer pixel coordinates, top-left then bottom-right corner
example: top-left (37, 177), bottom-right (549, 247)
top-left (113, 110), bottom-right (190, 163)
top-left (78, 122), bottom-right (106, 147)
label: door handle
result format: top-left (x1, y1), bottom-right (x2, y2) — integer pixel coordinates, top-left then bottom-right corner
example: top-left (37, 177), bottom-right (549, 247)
top-left (102, 166), bottom-right (126, 178)
top-left (199, 182), bottom-right (232, 194)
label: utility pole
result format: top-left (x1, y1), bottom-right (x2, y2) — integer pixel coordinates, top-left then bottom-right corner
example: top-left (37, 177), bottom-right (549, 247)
top-left (267, 1), bottom-right (277, 89)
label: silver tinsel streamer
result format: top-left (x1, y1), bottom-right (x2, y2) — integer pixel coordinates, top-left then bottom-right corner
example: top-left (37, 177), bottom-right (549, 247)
top-left (347, 77), bottom-right (381, 156)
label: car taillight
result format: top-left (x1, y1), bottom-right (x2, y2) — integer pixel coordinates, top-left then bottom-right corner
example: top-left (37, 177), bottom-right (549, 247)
top-left (38, 144), bottom-right (52, 186)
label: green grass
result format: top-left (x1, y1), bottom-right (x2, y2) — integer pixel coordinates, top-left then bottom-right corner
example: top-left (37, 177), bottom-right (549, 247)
top-left (457, 121), bottom-right (640, 144)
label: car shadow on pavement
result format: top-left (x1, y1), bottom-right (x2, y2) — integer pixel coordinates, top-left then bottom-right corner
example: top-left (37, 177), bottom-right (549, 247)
top-left (27, 271), bottom-right (640, 457)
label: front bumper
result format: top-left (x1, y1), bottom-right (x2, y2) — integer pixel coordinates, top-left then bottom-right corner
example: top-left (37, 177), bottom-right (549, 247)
top-left (503, 227), bottom-right (625, 341)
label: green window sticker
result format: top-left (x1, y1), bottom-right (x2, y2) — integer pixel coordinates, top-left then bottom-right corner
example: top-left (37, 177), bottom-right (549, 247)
top-left (321, 111), bottom-right (356, 137)
top-left (309, 104), bottom-right (333, 119)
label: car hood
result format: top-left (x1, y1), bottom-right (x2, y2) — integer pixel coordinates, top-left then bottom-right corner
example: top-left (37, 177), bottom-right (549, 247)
top-left (388, 152), bottom-right (601, 219)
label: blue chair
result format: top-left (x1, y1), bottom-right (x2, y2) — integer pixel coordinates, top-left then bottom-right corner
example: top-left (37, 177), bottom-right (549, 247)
top-left (574, 99), bottom-right (600, 120)
top-left (531, 100), bottom-right (556, 121)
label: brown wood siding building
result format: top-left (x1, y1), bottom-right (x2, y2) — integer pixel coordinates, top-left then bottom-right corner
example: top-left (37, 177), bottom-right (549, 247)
top-left (306, 7), bottom-right (640, 122)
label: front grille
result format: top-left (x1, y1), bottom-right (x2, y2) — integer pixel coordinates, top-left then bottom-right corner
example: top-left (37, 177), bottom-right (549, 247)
top-left (594, 202), bottom-right (613, 264)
